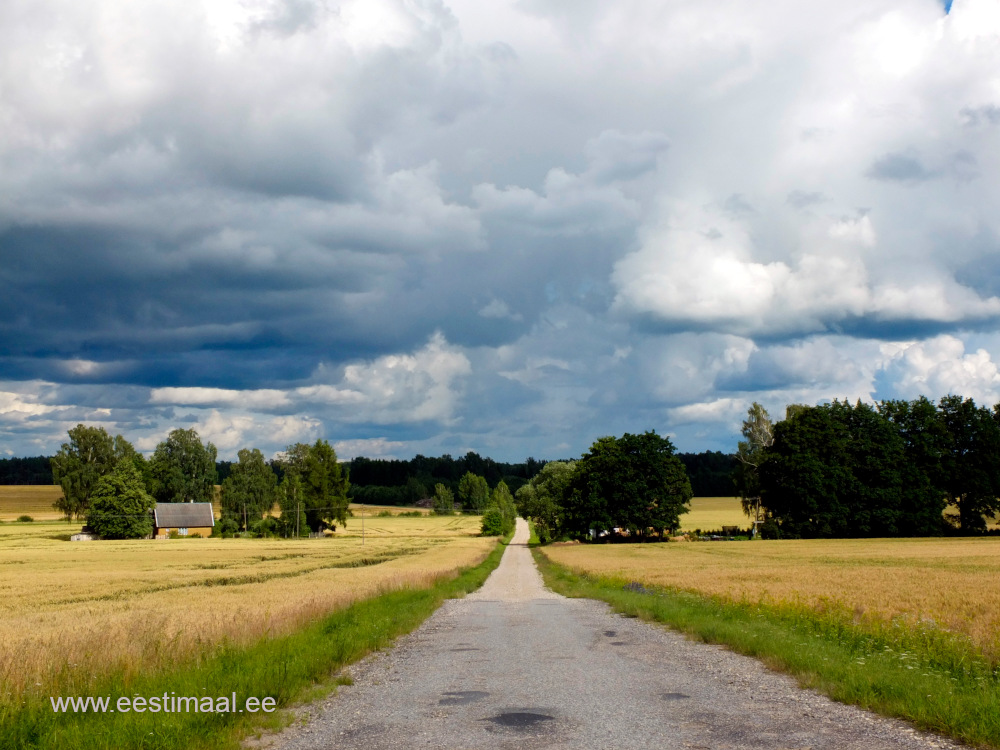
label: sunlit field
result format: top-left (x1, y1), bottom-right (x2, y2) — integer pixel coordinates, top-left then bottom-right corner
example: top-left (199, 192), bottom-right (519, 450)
top-left (541, 536), bottom-right (1000, 657)
top-left (666, 496), bottom-right (1000, 533)
top-left (0, 515), bottom-right (491, 702)
top-left (677, 496), bottom-right (745, 532)
top-left (0, 485), bottom-right (63, 520)
top-left (349, 503), bottom-right (431, 516)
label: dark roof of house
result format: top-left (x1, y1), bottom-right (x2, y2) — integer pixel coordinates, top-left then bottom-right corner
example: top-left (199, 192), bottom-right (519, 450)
top-left (153, 503), bottom-right (215, 528)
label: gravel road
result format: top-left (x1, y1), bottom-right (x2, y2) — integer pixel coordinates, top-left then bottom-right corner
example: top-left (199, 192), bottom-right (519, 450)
top-left (260, 519), bottom-right (961, 750)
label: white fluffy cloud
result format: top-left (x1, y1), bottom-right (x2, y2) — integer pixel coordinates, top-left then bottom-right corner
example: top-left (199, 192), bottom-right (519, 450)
top-left (882, 335), bottom-right (1000, 405)
top-left (331, 331), bottom-right (473, 424)
top-left (0, 387), bottom-right (58, 422)
top-left (612, 202), bottom-right (1000, 338)
top-left (147, 333), bottom-right (471, 424)
top-left (191, 411), bottom-right (323, 454)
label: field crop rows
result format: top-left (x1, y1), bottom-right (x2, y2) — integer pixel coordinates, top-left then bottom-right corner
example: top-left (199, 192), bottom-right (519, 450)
top-left (0, 515), bottom-right (492, 704)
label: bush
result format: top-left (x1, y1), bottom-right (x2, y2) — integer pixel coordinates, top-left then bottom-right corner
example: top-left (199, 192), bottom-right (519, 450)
top-left (481, 506), bottom-right (505, 536)
top-left (16, 515), bottom-right (33, 523)
top-left (759, 519), bottom-right (782, 539)
top-left (250, 516), bottom-right (280, 538)
top-left (214, 517), bottom-right (239, 538)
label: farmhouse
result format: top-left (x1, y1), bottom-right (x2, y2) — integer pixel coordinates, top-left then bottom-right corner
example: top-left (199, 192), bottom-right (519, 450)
top-left (153, 502), bottom-right (215, 538)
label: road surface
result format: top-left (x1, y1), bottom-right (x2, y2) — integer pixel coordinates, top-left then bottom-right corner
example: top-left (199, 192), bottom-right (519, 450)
top-left (261, 519), bottom-right (959, 750)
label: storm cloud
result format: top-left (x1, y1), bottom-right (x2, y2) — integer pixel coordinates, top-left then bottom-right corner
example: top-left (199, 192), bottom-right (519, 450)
top-left (2, 0), bottom-right (1000, 461)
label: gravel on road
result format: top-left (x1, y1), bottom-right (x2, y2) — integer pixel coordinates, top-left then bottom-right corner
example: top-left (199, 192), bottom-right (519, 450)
top-left (256, 519), bottom-right (963, 750)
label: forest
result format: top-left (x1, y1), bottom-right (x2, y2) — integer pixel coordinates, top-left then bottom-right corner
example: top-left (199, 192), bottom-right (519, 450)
top-left (0, 450), bottom-right (735, 499)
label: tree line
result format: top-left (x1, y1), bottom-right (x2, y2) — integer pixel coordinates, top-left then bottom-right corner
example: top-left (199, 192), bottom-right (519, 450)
top-left (347, 453), bottom-right (545, 504)
top-left (736, 395), bottom-right (1000, 538)
top-left (48, 425), bottom-right (348, 540)
top-left (0, 456), bottom-right (52, 484)
top-left (45, 422), bottom-right (698, 544)
top-left (2, 447), bottom-right (735, 498)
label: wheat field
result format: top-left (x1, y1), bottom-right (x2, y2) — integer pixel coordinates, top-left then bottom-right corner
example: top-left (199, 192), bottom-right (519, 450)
top-left (541, 535), bottom-right (1000, 657)
top-left (0, 515), bottom-right (491, 700)
top-left (677, 496), bottom-right (746, 531)
top-left (0, 486), bottom-right (64, 520)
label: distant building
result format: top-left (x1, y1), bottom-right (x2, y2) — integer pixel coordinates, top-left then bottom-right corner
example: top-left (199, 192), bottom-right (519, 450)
top-left (153, 503), bottom-right (215, 538)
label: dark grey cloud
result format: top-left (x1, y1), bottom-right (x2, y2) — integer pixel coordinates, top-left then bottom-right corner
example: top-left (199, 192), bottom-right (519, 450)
top-left (722, 193), bottom-right (755, 216)
top-left (786, 190), bottom-right (826, 209)
top-left (866, 152), bottom-right (937, 183)
top-left (961, 104), bottom-right (1000, 126)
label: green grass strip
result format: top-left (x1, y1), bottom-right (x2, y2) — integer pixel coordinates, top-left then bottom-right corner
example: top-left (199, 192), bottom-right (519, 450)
top-left (533, 548), bottom-right (1000, 749)
top-left (3, 536), bottom-right (510, 750)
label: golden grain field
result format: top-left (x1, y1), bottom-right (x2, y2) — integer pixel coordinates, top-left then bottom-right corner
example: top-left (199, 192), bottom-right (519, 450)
top-left (0, 485), bottom-right (64, 520)
top-left (541, 535), bottom-right (1000, 657)
top-left (0, 515), bottom-right (492, 699)
top-left (349, 503), bottom-right (431, 516)
top-left (670, 496), bottom-right (999, 532)
top-left (677, 496), bottom-right (746, 531)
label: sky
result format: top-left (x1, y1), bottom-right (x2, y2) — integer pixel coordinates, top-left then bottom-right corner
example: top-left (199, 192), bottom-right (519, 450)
top-left (2, 0), bottom-right (1000, 462)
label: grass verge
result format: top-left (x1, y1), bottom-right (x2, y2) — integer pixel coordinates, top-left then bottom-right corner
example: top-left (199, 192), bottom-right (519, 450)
top-left (533, 548), bottom-right (1000, 749)
top-left (526, 520), bottom-right (540, 546)
top-left (3, 535), bottom-right (511, 750)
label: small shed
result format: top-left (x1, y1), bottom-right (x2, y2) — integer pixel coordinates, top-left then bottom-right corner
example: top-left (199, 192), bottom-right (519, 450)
top-left (153, 503), bottom-right (215, 539)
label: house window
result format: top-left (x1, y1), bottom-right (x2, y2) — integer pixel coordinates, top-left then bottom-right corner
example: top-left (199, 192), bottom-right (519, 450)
top-left (179, 528), bottom-right (188, 536)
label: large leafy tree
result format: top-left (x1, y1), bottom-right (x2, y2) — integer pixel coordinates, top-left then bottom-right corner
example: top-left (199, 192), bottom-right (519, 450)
top-left (51, 424), bottom-right (118, 520)
top-left (760, 400), bottom-right (906, 538)
top-left (221, 448), bottom-right (278, 530)
top-left (938, 395), bottom-right (1000, 533)
top-left (277, 471), bottom-right (308, 537)
top-left (149, 428), bottom-right (218, 504)
top-left (878, 397), bottom-right (949, 535)
top-left (734, 402), bottom-right (773, 531)
top-left (86, 460), bottom-right (156, 539)
top-left (457, 472), bottom-right (490, 512)
top-left (563, 431), bottom-right (691, 541)
top-left (280, 440), bottom-right (350, 531)
top-left (514, 460), bottom-right (576, 543)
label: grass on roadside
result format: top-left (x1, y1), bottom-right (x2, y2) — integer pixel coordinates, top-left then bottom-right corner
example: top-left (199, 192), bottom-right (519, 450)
top-left (3, 534), bottom-right (511, 750)
top-left (533, 548), bottom-right (1000, 749)
top-left (526, 520), bottom-right (540, 546)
